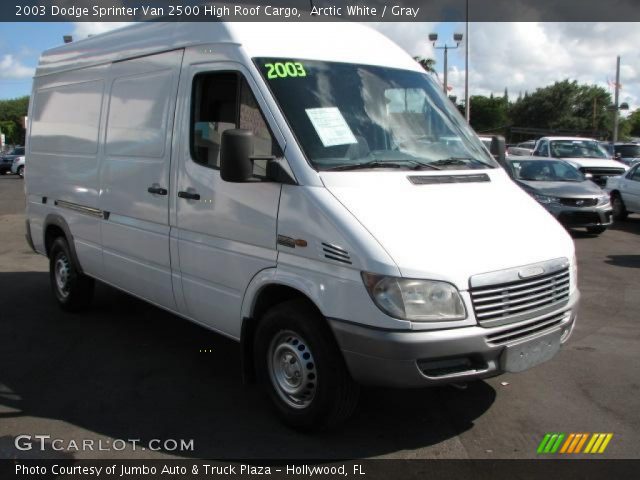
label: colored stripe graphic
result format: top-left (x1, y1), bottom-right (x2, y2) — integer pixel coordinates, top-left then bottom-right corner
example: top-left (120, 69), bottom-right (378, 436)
top-left (560, 433), bottom-right (575, 453)
top-left (585, 433), bottom-right (614, 454)
top-left (537, 433), bottom-right (565, 453)
top-left (540, 433), bottom-right (613, 454)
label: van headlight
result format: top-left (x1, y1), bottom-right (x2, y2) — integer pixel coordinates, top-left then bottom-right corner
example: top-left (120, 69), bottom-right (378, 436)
top-left (596, 195), bottom-right (610, 206)
top-left (361, 273), bottom-right (466, 321)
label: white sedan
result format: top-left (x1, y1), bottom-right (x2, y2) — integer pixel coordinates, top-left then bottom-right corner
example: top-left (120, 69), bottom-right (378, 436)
top-left (10, 155), bottom-right (25, 178)
top-left (606, 163), bottom-right (640, 219)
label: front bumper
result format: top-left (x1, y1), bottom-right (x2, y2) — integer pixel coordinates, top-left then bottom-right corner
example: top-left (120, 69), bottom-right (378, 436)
top-left (330, 290), bottom-right (579, 387)
top-left (546, 204), bottom-right (612, 228)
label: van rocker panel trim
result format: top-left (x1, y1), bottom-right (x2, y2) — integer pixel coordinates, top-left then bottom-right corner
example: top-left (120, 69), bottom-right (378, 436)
top-left (54, 199), bottom-right (105, 219)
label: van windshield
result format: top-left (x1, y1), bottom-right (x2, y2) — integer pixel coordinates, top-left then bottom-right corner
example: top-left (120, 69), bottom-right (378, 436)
top-left (255, 58), bottom-right (497, 171)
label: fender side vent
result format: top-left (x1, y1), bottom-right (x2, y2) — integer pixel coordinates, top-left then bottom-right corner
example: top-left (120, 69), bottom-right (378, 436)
top-left (322, 242), bottom-right (352, 265)
top-left (408, 174), bottom-right (490, 185)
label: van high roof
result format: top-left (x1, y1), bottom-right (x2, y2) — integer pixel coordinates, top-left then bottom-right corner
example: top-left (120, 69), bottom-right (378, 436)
top-left (36, 22), bottom-right (421, 77)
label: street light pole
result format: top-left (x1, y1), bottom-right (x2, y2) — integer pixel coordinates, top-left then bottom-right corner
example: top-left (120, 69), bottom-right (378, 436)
top-left (465, 0), bottom-right (470, 122)
top-left (429, 32), bottom-right (463, 97)
top-left (613, 55), bottom-right (620, 143)
top-left (443, 45), bottom-right (449, 95)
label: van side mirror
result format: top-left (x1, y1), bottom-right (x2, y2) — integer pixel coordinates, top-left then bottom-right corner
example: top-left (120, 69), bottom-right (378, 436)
top-left (490, 135), bottom-right (507, 167)
top-left (220, 129), bottom-right (254, 182)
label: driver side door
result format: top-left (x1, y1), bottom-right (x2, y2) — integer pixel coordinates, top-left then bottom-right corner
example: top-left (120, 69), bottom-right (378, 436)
top-left (172, 62), bottom-right (285, 339)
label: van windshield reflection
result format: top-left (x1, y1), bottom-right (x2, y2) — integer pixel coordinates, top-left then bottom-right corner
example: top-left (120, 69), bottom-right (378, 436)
top-left (255, 58), bottom-right (497, 171)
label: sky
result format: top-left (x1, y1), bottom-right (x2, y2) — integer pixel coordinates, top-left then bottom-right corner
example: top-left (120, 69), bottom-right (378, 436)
top-left (1, 22), bottom-right (638, 114)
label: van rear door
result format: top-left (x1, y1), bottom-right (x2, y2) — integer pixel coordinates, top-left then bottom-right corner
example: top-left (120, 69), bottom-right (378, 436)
top-left (99, 50), bottom-right (183, 310)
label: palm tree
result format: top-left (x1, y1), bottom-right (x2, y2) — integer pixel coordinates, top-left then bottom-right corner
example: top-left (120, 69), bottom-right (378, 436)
top-left (414, 56), bottom-right (436, 74)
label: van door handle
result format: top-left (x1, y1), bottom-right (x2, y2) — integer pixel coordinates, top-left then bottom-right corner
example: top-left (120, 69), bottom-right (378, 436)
top-left (147, 186), bottom-right (168, 195)
top-left (178, 191), bottom-right (201, 201)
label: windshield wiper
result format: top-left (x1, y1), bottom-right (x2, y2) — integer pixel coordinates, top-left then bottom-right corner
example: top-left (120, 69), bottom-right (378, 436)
top-left (324, 160), bottom-right (440, 171)
top-left (431, 157), bottom-right (478, 166)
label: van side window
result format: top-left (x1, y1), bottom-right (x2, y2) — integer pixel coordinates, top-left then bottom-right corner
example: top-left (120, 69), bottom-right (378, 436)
top-left (191, 72), bottom-right (279, 176)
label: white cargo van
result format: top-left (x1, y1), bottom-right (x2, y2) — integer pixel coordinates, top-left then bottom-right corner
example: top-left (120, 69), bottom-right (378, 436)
top-left (25, 22), bottom-right (579, 429)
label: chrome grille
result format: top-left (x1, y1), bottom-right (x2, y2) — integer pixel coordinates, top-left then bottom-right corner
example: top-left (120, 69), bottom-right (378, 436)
top-left (559, 197), bottom-right (598, 207)
top-left (486, 311), bottom-right (568, 346)
top-left (470, 267), bottom-right (570, 327)
top-left (579, 167), bottom-right (625, 186)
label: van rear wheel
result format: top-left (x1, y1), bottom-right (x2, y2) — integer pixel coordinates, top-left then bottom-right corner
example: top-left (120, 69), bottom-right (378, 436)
top-left (254, 300), bottom-right (360, 430)
top-left (49, 237), bottom-right (94, 312)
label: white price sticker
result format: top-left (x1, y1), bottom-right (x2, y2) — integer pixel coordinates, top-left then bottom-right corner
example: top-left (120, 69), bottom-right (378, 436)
top-left (305, 107), bottom-right (357, 147)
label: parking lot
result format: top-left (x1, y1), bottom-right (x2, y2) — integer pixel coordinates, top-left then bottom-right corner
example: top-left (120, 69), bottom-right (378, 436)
top-left (0, 174), bottom-right (638, 460)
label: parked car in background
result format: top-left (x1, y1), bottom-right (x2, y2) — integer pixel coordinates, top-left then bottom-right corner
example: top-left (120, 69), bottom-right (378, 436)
top-left (598, 141), bottom-right (614, 157)
top-left (0, 155), bottom-right (13, 174)
top-left (506, 157), bottom-right (612, 234)
top-left (612, 143), bottom-right (640, 167)
top-left (11, 155), bottom-right (25, 177)
top-left (533, 137), bottom-right (627, 187)
top-left (508, 140), bottom-right (536, 156)
top-left (478, 136), bottom-right (493, 150)
top-left (0, 146), bottom-right (24, 175)
top-left (605, 162), bottom-right (640, 220)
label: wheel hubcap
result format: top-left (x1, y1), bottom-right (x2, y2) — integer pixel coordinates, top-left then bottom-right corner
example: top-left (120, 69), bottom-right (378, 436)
top-left (54, 255), bottom-right (71, 298)
top-left (268, 331), bottom-right (317, 409)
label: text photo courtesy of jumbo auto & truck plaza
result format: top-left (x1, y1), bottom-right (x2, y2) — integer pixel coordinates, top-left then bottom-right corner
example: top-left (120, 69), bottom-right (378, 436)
top-left (1, 1), bottom-right (639, 479)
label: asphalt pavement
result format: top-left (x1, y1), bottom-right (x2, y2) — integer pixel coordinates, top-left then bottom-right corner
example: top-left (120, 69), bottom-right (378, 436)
top-left (0, 174), bottom-right (638, 459)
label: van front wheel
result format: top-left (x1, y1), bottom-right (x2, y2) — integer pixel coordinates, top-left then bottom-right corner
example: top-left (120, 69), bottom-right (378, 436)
top-left (254, 300), bottom-right (360, 430)
top-left (49, 237), bottom-right (94, 312)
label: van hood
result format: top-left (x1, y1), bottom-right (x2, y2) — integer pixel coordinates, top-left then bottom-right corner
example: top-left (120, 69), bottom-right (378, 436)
top-left (320, 169), bottom-right (574, 290)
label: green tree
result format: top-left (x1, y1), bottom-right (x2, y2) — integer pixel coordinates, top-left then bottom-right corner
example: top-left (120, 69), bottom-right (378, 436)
top-left (509, 80), bottom-right (611, 135)
top-left (627, 109), bottom-right (640, 137)
top-left (0, 120), bottom-right (18, 144)
top-left (413, 56), bottom-right (436, 74)
top-left (0, 96), bottom-right (30, 145)
top-left (467, 94), bottom-right (509, 133)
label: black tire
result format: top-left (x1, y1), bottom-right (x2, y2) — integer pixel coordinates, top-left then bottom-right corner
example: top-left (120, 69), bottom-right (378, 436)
top-left (611, 193), bottom-right (628, 221)
top-left (17, 165), bottom-right (24, 178)
top-left (586, 226), bottom-right (607, 235)
top-left (49, 237), bottom-right (94, 312)
top-left (254, 299), bottom-right (360, 431)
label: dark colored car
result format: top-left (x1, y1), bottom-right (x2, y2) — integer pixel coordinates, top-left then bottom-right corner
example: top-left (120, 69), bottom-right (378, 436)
top-left (613, 143), bottom-right (640, 166)
top-left (0, 146), bottom-right (25, 174)
top-left (507, 157), bottom-right (613, 235)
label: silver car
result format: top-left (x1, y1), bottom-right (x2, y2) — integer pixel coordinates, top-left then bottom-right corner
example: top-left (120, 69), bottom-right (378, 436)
top-left (507, 157), bottom-right (613, 235)
top-left (0, 146), bottom-right (24, 175)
